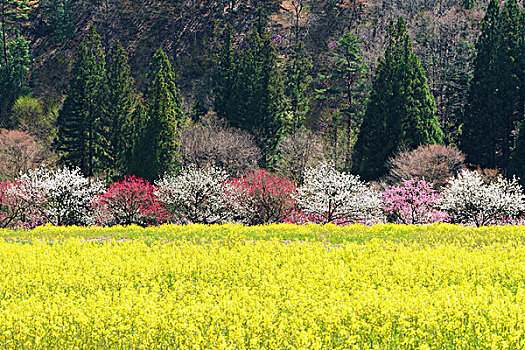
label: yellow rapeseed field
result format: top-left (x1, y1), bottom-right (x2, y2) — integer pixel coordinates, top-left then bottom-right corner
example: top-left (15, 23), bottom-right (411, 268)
top-left (1, 224), bottom-right (525, 349)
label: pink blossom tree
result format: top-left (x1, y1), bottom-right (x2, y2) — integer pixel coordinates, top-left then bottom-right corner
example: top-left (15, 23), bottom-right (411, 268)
top-left (382, 178), bottom-right (448, 224)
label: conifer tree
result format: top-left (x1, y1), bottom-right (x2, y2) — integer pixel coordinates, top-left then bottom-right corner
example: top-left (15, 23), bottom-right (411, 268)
top-left (215, 21), bottom-right (285, 166)
top-left (352, 18), bottom-right (443, 181)
top-left (509, 5), bottom-right (525, 182)
top-left (284, 40), bottom-right (312, 133)
top-left (0, 33), bottom-right (30, 123)
top-left (317, 30), bottom-right (368, 171)
top-left (103, 40), bottom-right (136, 178)
top-left (56, 26), bottom-right (107, 177)
top-left (129, 48), bottom-right (183, 183)
top-left (214, 23), bottom-right (235, 123)
top-left (462, 0), bottom-right (523, 171)
top-left (0, 0), bottom-right (37, 70)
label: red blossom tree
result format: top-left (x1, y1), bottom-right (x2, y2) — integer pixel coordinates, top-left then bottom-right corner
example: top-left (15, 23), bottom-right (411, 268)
top-left (224, 169), bottom-right (297, 225)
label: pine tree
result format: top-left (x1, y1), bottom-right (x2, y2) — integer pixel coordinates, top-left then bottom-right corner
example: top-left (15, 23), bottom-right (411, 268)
top-left (352, 18), bottom-right (443, 181)
top-left (215, 21), bottom-right (285, 166)
top-left (128, 48), bottom-right (183, 183)
top-left (56, 25), bottom-right (107, 177)
top-left (461, 0), bottom-right (523, 171)
top-left (103, 40), bottom-right (136, 179)
top-left (317, 30), bottom-right (368, 171)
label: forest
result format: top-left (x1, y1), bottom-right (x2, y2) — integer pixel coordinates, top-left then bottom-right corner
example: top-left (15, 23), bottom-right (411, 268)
top-left (0, 0), bottom-right (524, 186)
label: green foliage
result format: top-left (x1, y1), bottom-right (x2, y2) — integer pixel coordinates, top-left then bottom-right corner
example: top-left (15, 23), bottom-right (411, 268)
top-left (128, 48), bottom-right (183, 183)
top-left (352, 18), bottom-right (443, 181)
top-left (38, 0), bottom-right (76, 43)
top-left (461, 0), bottom-right (524, 172)
top-left (283, 40), bottom-right (312, 133)
top-left (0, 33), bottom-right (30, 124)
top-left (317, 30), bottom-right (368, 171)
top-left (214, 22), bottom-right (285, 167)
top-left (10, 95), bottom-right (57, 144)
top-left (56, 25), bottom-right (107, 177)
top-left (103, 40), bottom-right (136, 179)
top-left (509, 5), bottom-right (525, 182)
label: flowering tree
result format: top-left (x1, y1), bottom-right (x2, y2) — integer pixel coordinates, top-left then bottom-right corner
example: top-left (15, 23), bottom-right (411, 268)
top-left (295, 162), bottom-right (383, 224)
top-left (20, 167), bottom-right (104, 226)
top-left (224, 169), bottom-right (296, 225)
top-left (382, 178), bottom-right (448, 224)
top-left (0, 180), bottom-right (43, 228)
top-left (439, 170), bottom-right (525, 226)
top-left (155, 167), bottom-right (230, 224)
top-left (93, 176), bottom-right (169, 227)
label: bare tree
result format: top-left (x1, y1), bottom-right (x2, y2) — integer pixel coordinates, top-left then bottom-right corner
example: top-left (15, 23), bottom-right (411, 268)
top-left (0, 129), bottom-right (47, 180)
top-left (275, 127), bottom-right (325, 184)
top-left (180, 121), bottom-right (261, 177)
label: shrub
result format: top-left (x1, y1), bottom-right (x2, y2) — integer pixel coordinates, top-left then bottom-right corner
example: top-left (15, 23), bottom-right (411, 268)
top-left (180, 122), bottom-right (261, 177)
top-left (382, 178), bottom-right (448, 224)
top-left (295, 162), bottom-right (383, 224)
top-left (156, 167), bottom-right (231, 224)
top-left (224, 169), bottom-right (296, 225)
top-left (20, 167), bottom-right (104, 226)
top-left (388, 144), bottom-right (465, 189)
top-left (93, 176), bottom-right (168, 227)
top-left (439, 169), bottom-right (525, 226)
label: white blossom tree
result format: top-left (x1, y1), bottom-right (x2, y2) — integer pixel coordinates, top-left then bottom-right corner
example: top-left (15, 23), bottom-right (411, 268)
top-left (439, 169), bottom-right (525, 226)
top-left (20, 167), bottom-right (104, 226)
top-left (155, 167), bottom-right (231, 224)
top-left (295, 162), bottom-right (383, 224)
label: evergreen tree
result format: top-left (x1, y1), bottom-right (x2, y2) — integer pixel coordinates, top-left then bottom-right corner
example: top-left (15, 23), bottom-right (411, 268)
top-left (56, 26), bottom-right (107, 177)
top-left (284, 40), bottom-right (312, 133)
top-left (317, 30), bottom-right (368, 171)
top-left (214, 23), bottom-right (235, 123)
top-left (0, 0), bottom-right (36, 71)
top-left (103, 40), bottom-right (136, 179)
top-left (509, 5), bottom-right (525, 182)
top-left (352, 18), bottom-right (443, 181)
top-left (38, 0), bottom-right (76, 43)
top-left (215, 21), bottom-right (285, 166)
top-left (0, 33), bottom-right (30, 123)
top-left (461, 0), bottom-right (523, 171)
top-left (128, 48), bottom-right (182, 183)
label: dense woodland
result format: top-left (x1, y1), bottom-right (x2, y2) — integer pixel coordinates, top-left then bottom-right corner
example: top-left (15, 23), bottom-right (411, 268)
top-left (0, 0), bottom-right (524, 185)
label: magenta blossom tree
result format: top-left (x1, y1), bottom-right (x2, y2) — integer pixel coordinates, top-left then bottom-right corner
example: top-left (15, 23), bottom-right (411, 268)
top-left (382, 178), bottom-right (449, 224)
top-left (92, 176), bottom-right (169, 227)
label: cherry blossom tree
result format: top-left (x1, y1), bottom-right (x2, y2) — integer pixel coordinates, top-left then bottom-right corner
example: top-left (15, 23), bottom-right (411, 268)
top-left (156, 167), bottom-right (231, 224)
top-left (295, 162), bottom-right (383, 224)
top-left (382, 178), bottom-right (448, 224)
top-left (20, 167), bottom-right (104, 226)
top-left (439, 170), bottom-right (525, 226)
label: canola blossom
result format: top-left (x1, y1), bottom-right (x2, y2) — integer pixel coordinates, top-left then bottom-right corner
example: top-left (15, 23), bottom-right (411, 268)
top-left (1, 224), bottom-right (525, 349)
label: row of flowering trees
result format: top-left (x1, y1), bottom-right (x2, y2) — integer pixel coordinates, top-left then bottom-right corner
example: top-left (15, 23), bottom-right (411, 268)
top-left (1, 163), bottom-right (524, 228)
